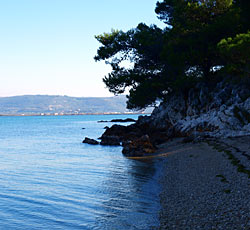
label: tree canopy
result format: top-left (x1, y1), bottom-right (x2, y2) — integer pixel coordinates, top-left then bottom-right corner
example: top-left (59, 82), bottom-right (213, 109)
top-left (95, 0), bottom-right (250, 109)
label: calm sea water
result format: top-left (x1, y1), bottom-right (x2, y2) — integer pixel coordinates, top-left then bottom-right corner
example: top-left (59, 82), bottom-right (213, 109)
top-left (0, 114), bottom-right (162, 230)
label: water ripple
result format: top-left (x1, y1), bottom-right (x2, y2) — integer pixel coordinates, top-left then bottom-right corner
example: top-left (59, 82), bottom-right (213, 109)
top-left (0, 115), bottom-right (160, 229)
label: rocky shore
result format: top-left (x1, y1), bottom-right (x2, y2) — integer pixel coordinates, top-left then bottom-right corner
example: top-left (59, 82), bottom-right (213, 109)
top-left (81, 77), bottom-right (250, 229)
top-left (156, 136), bottom-right (250, 229)
top-left (83, 77), bottom-right (249, 157)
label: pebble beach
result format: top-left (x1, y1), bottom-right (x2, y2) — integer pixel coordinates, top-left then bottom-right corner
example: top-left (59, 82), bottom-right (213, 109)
top-left (157, 136), bottom-right (250, 230)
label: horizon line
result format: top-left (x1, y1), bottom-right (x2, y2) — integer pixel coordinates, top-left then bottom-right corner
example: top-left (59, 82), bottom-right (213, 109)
top-left (0, 94), bottom-right (127, 99)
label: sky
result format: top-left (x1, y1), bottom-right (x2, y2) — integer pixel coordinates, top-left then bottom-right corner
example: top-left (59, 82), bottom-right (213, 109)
top-left (0, 0), bottom-right (164, 98)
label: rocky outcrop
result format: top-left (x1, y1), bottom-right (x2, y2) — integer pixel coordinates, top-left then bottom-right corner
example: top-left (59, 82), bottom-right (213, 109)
top-left (110, 118), bottom-right (136, 123)
top-left (150, 77), bottom-right (250, 138)
top-left (93, 77), bottom-right (250, 157)
top-left (100, 136), bottom-right (121, 146)
top-left (82, 137), bottom-right (99, 145)
top-left (122, 135), bottom-right (156, 157)
top-left (99, 124), bottom-right (143, 143)
top-left (98, 118), bottom-right (136, 123)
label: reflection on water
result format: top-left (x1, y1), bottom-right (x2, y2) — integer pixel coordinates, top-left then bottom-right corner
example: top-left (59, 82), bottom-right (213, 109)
top-left (0, 115), bottom-right (161, 229)
top-left (95, 159), bottom-right (160, 230)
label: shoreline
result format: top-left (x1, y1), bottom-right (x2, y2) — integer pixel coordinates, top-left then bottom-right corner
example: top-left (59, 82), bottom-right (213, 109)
top-left (156, 136), bottom-right (250, 229)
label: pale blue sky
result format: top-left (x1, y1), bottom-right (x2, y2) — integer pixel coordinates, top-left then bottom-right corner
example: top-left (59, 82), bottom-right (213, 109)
top-left (0, 0), bottom-right (164, 97)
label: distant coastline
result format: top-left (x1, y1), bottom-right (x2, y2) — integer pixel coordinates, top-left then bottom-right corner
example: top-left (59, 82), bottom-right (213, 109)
top-left (0, 94), bottom-right (153, 116)
top-left (0, 112), bottom-right (150, 117)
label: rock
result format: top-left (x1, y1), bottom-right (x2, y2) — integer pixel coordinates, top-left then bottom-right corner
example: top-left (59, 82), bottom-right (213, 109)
top-left (239, 88), bottom-right (249, 101)
top-left (97, 120), bottom-right (108, 123)
top-left (121, 140), bottom-right (132, 147)
top-left (100, 136), bottom-right (121, 146)
top-left (149, 77), bottom-right (250, 139)
top-left (199, 86), bottom-right (209, 107)
top-left (122, 135), bottom-right (156, 157)
top-left (110, 118), bottom-right (136, 123)
top-left (101, 124), bottom-right (127, 136)
top-left (99, 123), bottom-right (137, 146)
top-left (94, 77), bottom-right (249, 154)
top-left (137, 115), bottom-right (151, 125)
top-left (82, 137), bottom-right (99, 145)
top-left (182, 136), bottom-right (194, 143)
top-left (98, 118), bottom-right (136, 123)
top-left (104, 126), bottom-right (109, 129)
top-left (100, 124), bottom-right (144, 144)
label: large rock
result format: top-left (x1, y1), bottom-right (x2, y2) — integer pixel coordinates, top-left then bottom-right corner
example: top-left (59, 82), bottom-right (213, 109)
top-left (151, 77), bottom-right (250, 138)
top-left (100, 124), bottom-right (129, 138)
top-left (99, 124), bottom-right (144, 145)
top-left (100, 136), bottom-right (121, 146)
top-left (110, 118), bottom-right (136, 123)
top-left (122, 135), bottom-right (156, 157)
top-left (98, 118), bottom-right (136, 123)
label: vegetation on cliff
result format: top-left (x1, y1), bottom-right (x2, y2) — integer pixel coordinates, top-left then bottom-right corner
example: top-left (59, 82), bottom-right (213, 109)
top-left (95, 0), bottom-right (250, 110)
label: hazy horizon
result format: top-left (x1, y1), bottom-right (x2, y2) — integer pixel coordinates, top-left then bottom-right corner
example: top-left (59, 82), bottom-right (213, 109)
top-left (0, 93), bottom-right (127, 99)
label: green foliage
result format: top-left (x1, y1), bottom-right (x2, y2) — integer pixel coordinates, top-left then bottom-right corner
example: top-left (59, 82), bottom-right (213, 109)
top-left (218, 32), bottom-right (250, 76)
top-left (95, 24), bottom-right (167, 109)
top-left (95, 0), bottom-right (250, 109)
top-left (210, 141), bottom-right (250, 178)
top-left (156, 0), bottom-right (240, 78)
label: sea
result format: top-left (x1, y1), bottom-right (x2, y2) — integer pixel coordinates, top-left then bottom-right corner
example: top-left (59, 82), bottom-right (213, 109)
top-left (0, 114), bottom-right (163, 230)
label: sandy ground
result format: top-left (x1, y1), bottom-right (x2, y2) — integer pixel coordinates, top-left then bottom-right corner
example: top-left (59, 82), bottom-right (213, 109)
top-left (156, 136), bottom-right (250, 230)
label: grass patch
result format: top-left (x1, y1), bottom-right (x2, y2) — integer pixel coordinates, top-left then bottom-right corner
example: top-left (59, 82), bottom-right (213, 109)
top-left (209, 141), bottom-right (250, 178)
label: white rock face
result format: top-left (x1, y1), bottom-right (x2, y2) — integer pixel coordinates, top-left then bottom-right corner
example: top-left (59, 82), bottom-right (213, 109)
top-left (149, 79), bottom-right (250, 138)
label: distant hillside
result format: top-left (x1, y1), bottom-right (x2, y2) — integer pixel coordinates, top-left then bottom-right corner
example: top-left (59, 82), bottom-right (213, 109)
top-left (0, 95), bottom-right (152, 115)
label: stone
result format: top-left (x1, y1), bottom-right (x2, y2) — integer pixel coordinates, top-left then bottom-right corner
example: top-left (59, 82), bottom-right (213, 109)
top-left (100, 136), bottom-right (121, 146)
top-left (147, 77), bottom-right (250, 139)
top-left (122, 135), bottom-right (156, 157)
top-left (99, 124), bottom-right (144, 144)
top-left (101, 124), bottom-right (128, 137)
top-left (182, 136), bottom-right (195, 143)
top-left (110, 118), bottom-right (136, 123)
top-left (98, 118), bottom-right (136, 123)
top-left (82, 137), bottom-right (99, 145)
top-left (199, 86), bottom-right (209, 107)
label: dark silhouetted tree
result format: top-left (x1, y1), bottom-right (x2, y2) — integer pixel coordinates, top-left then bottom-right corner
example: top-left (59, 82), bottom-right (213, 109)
top-left (95, 0), bottom-right (250, 109)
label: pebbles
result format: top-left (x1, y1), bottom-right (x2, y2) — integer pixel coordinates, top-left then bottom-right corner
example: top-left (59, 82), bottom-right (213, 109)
top-left (157, 137), bottom-right (250, 229)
